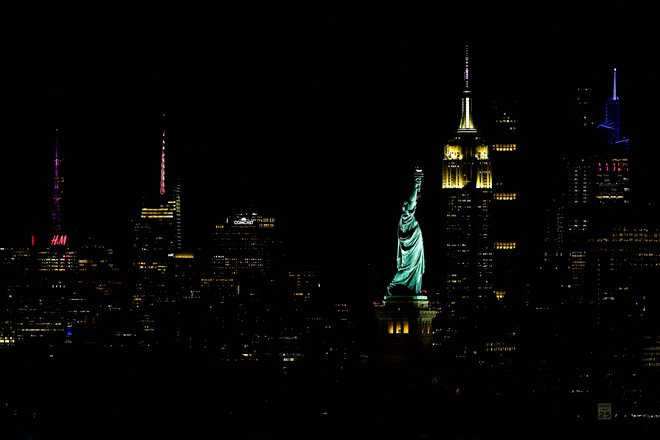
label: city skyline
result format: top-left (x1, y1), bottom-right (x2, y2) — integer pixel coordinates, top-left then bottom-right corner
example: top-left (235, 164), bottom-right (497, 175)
top-left (2, 11), bottom-right (659, 269)
top-left (5, 10), bottom-right (660, 438)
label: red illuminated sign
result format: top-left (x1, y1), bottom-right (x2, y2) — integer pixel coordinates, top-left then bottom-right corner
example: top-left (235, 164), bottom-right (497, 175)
top-left (51, 235), bottom-right (67, 246)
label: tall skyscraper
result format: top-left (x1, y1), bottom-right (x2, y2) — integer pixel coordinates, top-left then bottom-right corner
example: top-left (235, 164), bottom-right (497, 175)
top-left (438, 47), bottom-right (493, 352)
top-left (15, 129), bottom-right (78, 349)
top-left (535, 68), bottom-right (644, 407)
top-left (131, 118), bottom-right (183, 347)
top-left (552, 68), bottom-right (632, 301)
top-left (488, 100), bottom-right (523, 306)
top-left (594, 68), bottom-right (631, 210)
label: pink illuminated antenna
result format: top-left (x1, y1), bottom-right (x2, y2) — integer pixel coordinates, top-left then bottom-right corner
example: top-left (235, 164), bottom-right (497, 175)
top-left (52, 129), bottom-right (62, 233)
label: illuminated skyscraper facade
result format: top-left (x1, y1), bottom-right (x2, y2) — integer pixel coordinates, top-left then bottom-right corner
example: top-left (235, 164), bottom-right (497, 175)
top-left (0, 246), bottom-right (30, 348)
top-left (594, 68), bottom-right (631, 210)
top-left (439, 48), bottom-right (493, 339)
top-left (489, 100), bottom-right (523, 306)
top-left (131, 124), bottom-right (183, 347)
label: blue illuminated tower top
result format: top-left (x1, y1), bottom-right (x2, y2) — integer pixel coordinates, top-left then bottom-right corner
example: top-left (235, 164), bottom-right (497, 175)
top-left (593, 67), bottom-right (631, 206)
top-left (597, 68), bottom-right (628, 148)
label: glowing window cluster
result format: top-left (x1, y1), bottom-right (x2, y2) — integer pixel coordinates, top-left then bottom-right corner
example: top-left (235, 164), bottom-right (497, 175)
top-left (642, 336), bottom-right (660, 368)
top-left (475, 145), bottom-right (489, 160)
top-left (444, 145), bottom-right (463, 160)
top-left (442, 162), bottom-right (464, 189)
top-left (495, 113), bottom-right (517, 133)
top-left (387, 320), bottom-right (409, 334)
top-left (494, 192), bottom-right (517, 201)
top-left (485, 341), bottom-right (515, 352)
top-left (492, 143), bottom-right (516, 152)
top-left (475, 164), bottom-right (492, 189)
top-left (494, 242), bottom-right (516, 250)
top-left (0, 336), bottom-right (15, 346)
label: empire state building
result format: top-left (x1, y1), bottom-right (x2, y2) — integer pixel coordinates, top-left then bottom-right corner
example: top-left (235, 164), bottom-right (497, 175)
top-left (439, 47), bottom-right (494, 347)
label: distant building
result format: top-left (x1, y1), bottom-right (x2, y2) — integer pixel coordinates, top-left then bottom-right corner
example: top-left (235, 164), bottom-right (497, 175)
top-left (488, 99), bottom-right (524, 309)
top-left (76, 240), bottom-right (123, 347)
top-left (0, 246), bottom-right (31, 349)
top-left (11, 130), bottom-right (79, 349)
top-left (203, 212), bottom-right (280, 361)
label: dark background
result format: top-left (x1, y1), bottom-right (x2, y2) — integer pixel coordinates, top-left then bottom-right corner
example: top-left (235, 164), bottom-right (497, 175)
top-left (1, 6), bottom-right (658, 273)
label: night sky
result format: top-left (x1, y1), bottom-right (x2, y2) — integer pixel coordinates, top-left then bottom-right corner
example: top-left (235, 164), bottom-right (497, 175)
top-left (1, 7), bottom-right (658, 273)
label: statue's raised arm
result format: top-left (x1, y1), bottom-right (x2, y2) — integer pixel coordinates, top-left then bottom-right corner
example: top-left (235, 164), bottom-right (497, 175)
top-left (387, 167), bottom-right (425, 296)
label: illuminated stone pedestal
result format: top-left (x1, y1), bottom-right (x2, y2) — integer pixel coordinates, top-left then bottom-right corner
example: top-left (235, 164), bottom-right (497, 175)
top-left (374, 295), bottom-right (438, 365)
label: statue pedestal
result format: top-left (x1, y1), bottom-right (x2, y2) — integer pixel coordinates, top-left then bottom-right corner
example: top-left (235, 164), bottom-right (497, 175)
top-left (374, 295), bottom-right (438, 366)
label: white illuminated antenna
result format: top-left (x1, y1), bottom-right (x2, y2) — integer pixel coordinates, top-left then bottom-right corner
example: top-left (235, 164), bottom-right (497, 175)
top-left (160, 113), bottom-right (166, 195)
top-left (458, 44), bottom-right (476, 132)
top-left (464, 44), bottom-right (470, 90)
top-left (612, 67), bottom-right (618, 100)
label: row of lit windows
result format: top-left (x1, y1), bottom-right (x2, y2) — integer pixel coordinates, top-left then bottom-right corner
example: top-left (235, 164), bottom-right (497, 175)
top-left (492, 143), bottom-right (516, 152)
top-left (597, 234), bottom-right (660, 243)
top-left (386, 321), bottom-right (432, 336)
top-left (136, 262), bottom-right (167, 270)
top-left (484, 339), bottom-right (516, 350)
top-left (485, 345), bottom-right (515, 352)
top-left (140, 215), bottom-right (174, 219)
top-left (494, 192), bottom-right (517, 201)
top-left (494, 242), bottom-right (516, 250)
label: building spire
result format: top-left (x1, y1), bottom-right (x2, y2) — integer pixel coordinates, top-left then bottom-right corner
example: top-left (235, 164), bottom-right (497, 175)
top-left (464, 44), bottom-right (470, 90)
top-left (458, 44), bottom-right (476, 132)
top-left (52, 128), bottom-right (62, 233)
top-left (160, 113), bottom-right (166, 196)
top-left (598, 67), bottom-right (622, 143)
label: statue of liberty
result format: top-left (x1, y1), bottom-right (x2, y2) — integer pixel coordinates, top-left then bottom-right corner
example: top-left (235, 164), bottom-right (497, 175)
top-left (387, 168), bottom-right (424, 296)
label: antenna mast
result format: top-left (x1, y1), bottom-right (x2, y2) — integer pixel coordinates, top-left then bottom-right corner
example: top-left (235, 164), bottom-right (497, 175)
top-left (160, 115), bottom-right (166, 195)
top-left (52, 129), bottom-right (62, 232)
